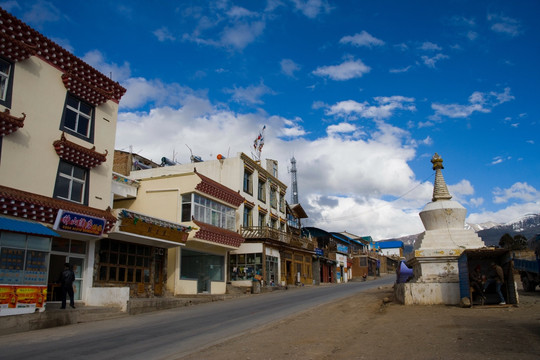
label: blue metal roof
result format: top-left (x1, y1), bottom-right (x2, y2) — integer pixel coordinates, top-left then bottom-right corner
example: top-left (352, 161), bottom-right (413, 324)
top-left (376, 240), bottom-right (404, 249)
top-left (0, 216), bottom-right (59, 237)
top-left (330, 232), bottom-right (351, 244)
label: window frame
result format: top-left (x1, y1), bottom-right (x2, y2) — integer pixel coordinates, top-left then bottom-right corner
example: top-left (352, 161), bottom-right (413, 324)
top-left (60, 93), bottom-right (95, 143)
top-left (97, 239), bottom-right (152, 284)
top-left (53, 160), bottom-right (89, 205)
top-left (243, 169), bottom-right (253, 195)
top-left (0, 57), bottom-right (14, 108)
top-left (257, 177), bottom-right (266, 203)
top-left (243, 205), bottom-right (252, 227)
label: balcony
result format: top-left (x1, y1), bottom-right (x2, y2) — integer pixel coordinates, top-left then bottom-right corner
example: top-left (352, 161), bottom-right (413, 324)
top-left (241, 226), bottom-right (314, 251)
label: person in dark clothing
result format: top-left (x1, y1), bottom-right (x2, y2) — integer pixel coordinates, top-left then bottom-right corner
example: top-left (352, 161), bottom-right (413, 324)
top-left (59, 263), bottom-right (76, 309)
top-left (483, 262), bottom-right (505, 305)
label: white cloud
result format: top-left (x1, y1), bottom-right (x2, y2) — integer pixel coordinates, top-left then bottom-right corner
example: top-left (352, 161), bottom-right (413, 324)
top-left (421, 53), bottom-right (449, 68)
top-left (488, 13), bottom-right (522, 37)
top-left (22, 0), bottom-right (61, 28)
top-left (419, 42), bottom-right (442, 51)
top-left (220, 20), bottom-right (266, 50)
top-left (280, 59), bottom-right (301, 77)
top-left (153, 27), bottom-right (176, 42)
top-left (312, 59), bottom-right (371, 81)
top-left (340, 31), bottom-right (385, 47)
top-left (325, 96), bottom-right (415, 120)
top-left (82, 50), bottom-right (131, 82)
top-left (431, 87), bottom-right (514, 119)
top-left (224, 82), bottom-right (275, 105)
top-left (467, 201), bottom-right (540, 225)
top-left (290, 0), bottom-right (333, 19)
top-left (493, 182), bottom-right (540, 204)
top-left (389, 66), bottom-right (411, 73)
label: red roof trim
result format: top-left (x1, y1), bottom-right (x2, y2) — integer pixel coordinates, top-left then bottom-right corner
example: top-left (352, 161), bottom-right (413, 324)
top-left (0, 109), bottom-right (25, 137)
top-left (194, 171), bottom-right (244, 207)
top-left (192, 219), bottom-right (244, 248)
top-left (53, 133), bottom-right (108, 169)
top-left (0, 8), bottom-right (126, 105)
top-left (0, 185), bottom-right (116, 233)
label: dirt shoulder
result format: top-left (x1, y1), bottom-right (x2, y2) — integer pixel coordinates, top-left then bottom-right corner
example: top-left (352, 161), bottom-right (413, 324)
top-left (180, 280), bottom-right (540, 360)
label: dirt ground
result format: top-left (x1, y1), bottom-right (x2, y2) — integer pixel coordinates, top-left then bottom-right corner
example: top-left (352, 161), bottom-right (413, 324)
top-left (180, 277), bottom-right (540, 360)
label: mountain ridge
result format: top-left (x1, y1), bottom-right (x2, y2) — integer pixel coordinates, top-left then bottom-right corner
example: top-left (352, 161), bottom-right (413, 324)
top-left (381, 213), bottom-right (540, 255)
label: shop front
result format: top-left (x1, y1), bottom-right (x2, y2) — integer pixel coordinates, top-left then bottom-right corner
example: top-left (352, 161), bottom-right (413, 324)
top-left (104, 209), bottom-right (191, 299)
top-left (0, 216), bottom-right (58, 316)
top-left (280, 249), bottom-right (313, 286)
top-left (229, 243), bottom-right (280, 288)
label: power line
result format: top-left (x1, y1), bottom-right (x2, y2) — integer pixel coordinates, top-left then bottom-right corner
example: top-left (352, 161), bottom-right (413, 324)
top-left (319, 172), bottom-right (435, 223)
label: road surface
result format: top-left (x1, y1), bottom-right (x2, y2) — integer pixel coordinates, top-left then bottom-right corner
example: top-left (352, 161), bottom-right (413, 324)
top-left (0, 276), bottom-right (394, 360)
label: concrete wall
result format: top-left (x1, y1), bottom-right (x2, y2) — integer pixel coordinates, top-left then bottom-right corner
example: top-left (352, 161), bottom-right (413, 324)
top-left (85, 287), bottom-right (130, 311)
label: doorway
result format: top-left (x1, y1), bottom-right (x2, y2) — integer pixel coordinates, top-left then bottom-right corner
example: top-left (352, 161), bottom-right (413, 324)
top-left (154, 251), bottom-right (164, 296)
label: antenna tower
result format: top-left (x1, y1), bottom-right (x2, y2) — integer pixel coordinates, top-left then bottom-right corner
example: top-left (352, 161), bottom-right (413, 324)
top-left (290, 156), bottom-right (299, 204)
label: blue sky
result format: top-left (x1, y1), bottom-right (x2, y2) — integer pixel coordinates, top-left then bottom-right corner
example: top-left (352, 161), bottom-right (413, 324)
top-left (4, 0), bottom-right (539, 239)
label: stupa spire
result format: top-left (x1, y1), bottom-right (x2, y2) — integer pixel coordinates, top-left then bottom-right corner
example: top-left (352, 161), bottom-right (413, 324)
top-left (431, 153), bottom-right (452, 202)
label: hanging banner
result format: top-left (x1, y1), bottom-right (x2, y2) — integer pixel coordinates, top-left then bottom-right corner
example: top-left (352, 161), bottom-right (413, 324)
top-left (53, 210), bottom-right (106, 236)
top-left (0, 285), bottom-right (47, 316)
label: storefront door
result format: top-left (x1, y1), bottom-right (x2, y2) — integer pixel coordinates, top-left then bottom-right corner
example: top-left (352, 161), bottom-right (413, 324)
top-left (48, 238), bottom-right (86, 302)
top-left (154, 253), bottom-right (164, 296)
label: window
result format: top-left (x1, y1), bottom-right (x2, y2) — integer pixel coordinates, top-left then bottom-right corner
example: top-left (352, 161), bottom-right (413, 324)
top-left (243, 206), bottom-right (252, 227)
top-left (182, 193), bottom-right (236, 231)
top-left (243, 169), bottom-right (253, 195)
top-left (0, 231), bottom-right (51, 285)
top-left (53, 160), bottom-right (88, 204)
top-left (229, 253), bottom-right (262, 281)
top-left (181, 194), bottom-right (192, 222)
top-left (98, 239), bottom-right (152, 283)
top-left (181, 249), bottom-right (224, 281)
top-left (279, 193), bottom-right (285, 212)
top-left (258, 178), bottom-right (266, 202)
top-left (270, 187), bottom-right (277, 209)
top-left (258, 212), bottom-right (266, 227)
top-left (61, 94), bottom-right (94, 141)
top-left (0, 57), bottom-right (13, 108)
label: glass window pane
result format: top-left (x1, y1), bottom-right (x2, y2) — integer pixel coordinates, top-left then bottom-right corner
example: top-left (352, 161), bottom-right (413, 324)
top-left (63, 109), bottom-right (77, 131)
top-left (109, 267), bottom-right (117, 281)
top-left (99, 266), bottom-right (107, 281)
top-left (77, 116), bottom-right (89, 136)
top-left (109, 253), bottom-right (118, 264)
top-left (127, 268), bottom-right (134, 282)
top-left (135, 269), bottom-right (142, 282)
top-left (52, 238), bottom-right (70, 252)
top-left (66, 95), bottom-right (79, 109)
top-left (72, 166), bottom-right (86, 180)
top-left (1, 232), bottom-right (26, 248)
top-left (27, 236), bottom-right (50, 251)
top-left (70, 240), bottom-right (86, 254)
top-left (118, 268), bottom-right (126, 282)
top-left (71, 181), bottom-right (84, 202)
top-left (56, 177), bottom-right (71, 199)
top-left (79, 102), bottom-right (92, 116)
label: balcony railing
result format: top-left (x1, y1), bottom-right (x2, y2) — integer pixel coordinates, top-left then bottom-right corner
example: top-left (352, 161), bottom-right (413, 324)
top-left (241, 226), bottom-right (314, 251)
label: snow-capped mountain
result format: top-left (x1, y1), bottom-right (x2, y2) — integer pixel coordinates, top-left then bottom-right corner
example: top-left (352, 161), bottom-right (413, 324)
top-left (382, 213), bottom-right (540, 255)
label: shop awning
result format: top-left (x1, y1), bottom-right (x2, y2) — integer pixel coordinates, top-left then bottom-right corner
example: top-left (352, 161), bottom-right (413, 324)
top-left (0, 216), bottom-right (59, 237)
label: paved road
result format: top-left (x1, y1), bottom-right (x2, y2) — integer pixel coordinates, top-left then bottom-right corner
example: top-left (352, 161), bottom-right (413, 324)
top-left (0, 276), bottom-right (394, 360)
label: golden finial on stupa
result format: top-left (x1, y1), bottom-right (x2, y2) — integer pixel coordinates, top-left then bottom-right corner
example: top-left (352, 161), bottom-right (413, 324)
top-left (431, 153), bottom-right (452, 201)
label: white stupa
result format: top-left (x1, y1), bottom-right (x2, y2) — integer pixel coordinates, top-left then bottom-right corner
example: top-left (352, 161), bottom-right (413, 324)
top-left (394, 153), bottom-right (485, 305)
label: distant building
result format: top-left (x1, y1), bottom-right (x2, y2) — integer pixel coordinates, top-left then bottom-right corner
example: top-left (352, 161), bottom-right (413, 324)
top-left (374, 240), bottom-right (404, 258)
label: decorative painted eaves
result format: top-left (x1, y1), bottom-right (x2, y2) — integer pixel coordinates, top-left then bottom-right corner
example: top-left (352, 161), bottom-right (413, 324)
top-left (0, 185), bottom-right (116, 233)
top-left (53, 133), bottom-right (107, 169)
top-left (0, 108), bottom-right (25, 136)
top-left (194, 170), bottom-right (244, 207)
top-left (0, 8), bottom-right (126, 106)
top-left (192, 219), bottom-right (244, 248)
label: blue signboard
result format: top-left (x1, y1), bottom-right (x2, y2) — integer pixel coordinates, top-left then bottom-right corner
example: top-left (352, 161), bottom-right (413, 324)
top-left (53, 210), bottom-right (106, 236)
top-left (337, 244), bottom-right (348, 253)
top-left (315, 248), bottom-right (324, 256)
